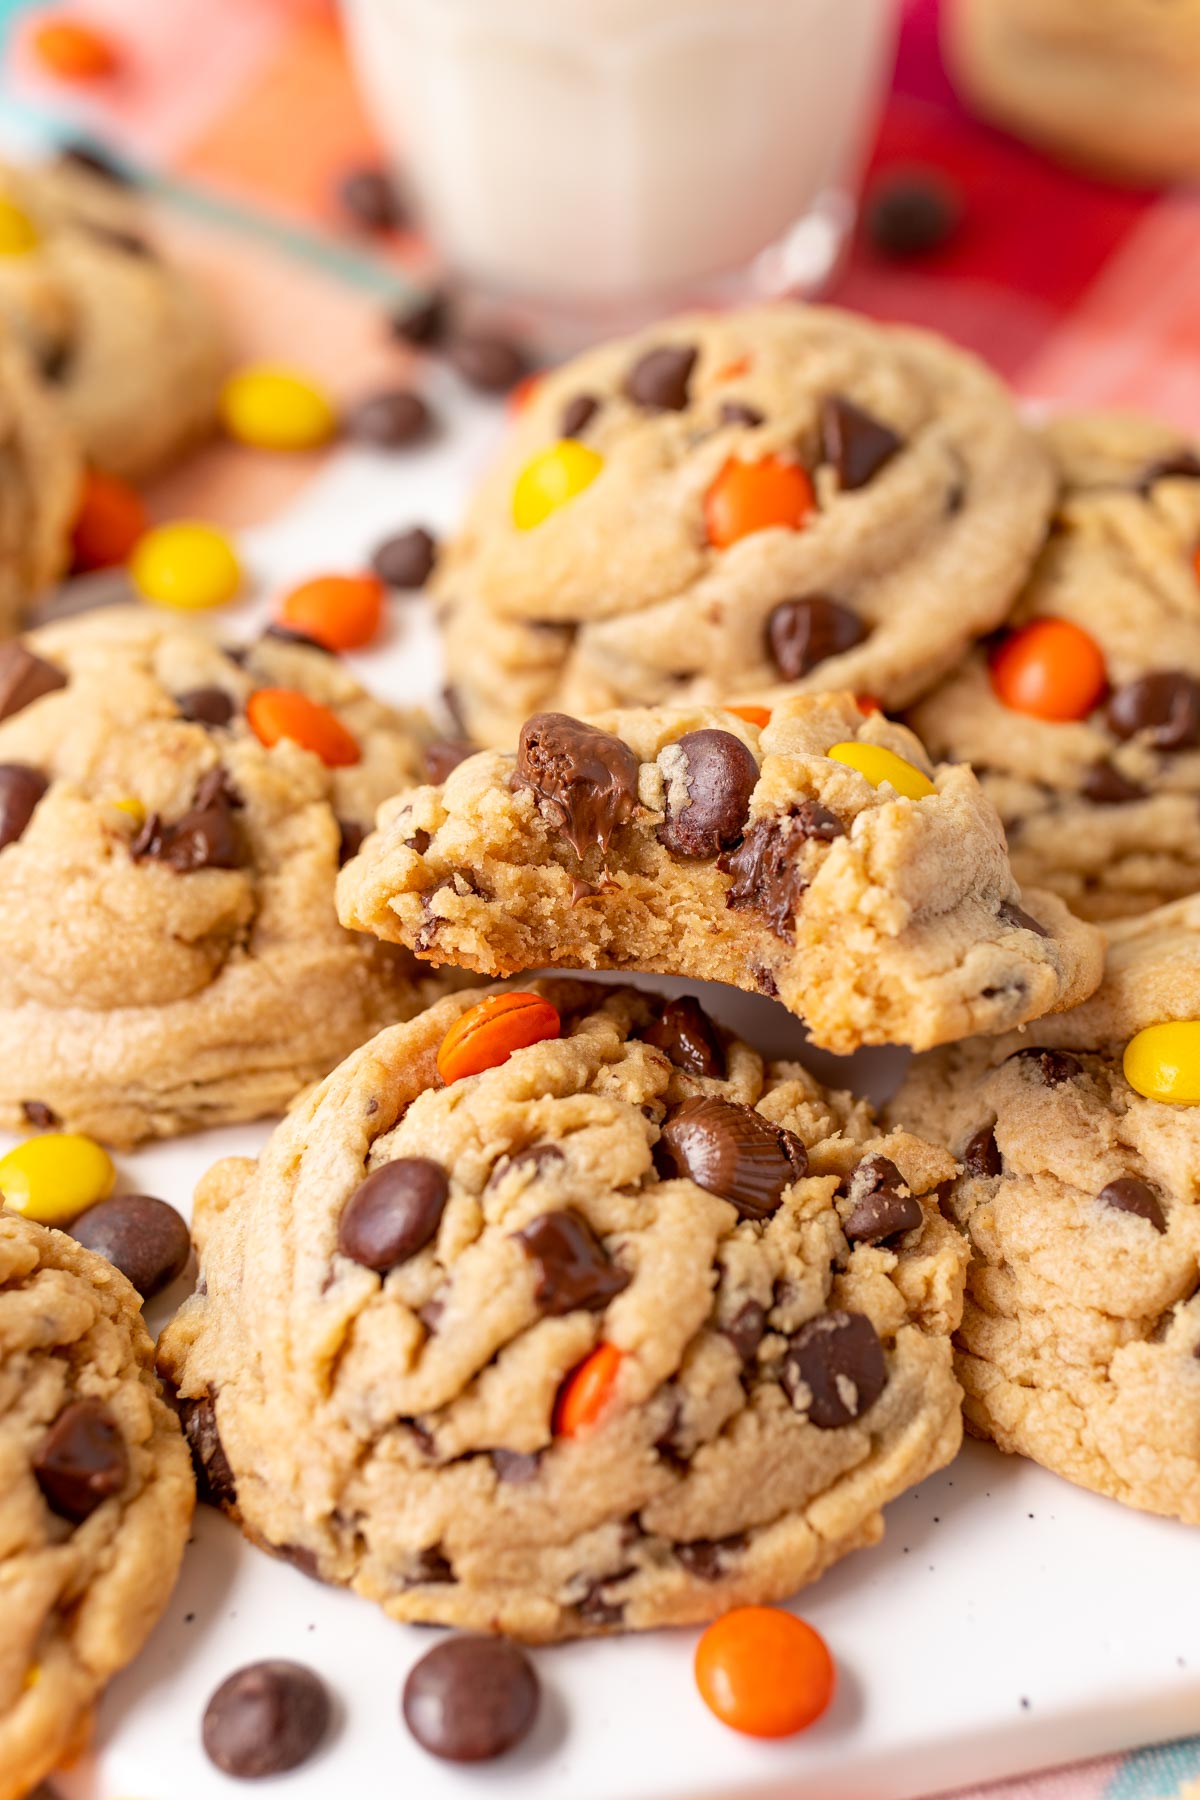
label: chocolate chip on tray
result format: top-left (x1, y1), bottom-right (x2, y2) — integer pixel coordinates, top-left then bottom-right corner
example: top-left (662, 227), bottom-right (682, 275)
top-left (402, 1636), bottom-right (539, 1762)
top-left (202, 1660), bottom-right (331, 1777)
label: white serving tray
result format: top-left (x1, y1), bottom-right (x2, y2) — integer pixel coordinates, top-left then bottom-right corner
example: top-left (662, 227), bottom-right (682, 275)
top-left (33, 374), bottom-right (1200, 1800)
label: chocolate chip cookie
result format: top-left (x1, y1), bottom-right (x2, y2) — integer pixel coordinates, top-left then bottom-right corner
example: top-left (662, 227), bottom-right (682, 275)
top-left (0, 606), bottom-right (450, 1145)
top-left (0, 332), bottom-right (79, 636)
top-left (1, 1208), bottom-right (194, 1800)
top-left (439, 302), bottom-right (1054, 746)
top-left (337, 693), bottom-right (1103, 1054)
top-left (910, 414), bottom-right (1200, 921)
top-left (157, 979), bottom-right (968, 1641)
top-left (0, 157), bottom-right (227, 479)
top-left (890, 893), bottom-right (1200, 1522)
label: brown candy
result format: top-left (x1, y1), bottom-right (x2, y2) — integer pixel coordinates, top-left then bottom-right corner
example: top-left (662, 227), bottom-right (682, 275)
top-left (560, 393), bottom-right (600, 438)
top-left (624, 344), bottom-right (697, 412)
top-left (717, 801), bottom-right (843, 941)
top-left (34, 1398), bottom-right (128, 1522)
top-left (841, 1155), bottom-right (922, 1243)
top-left (448, 332), bottom-right (528, 394)
top-left (203, 1661), bottom-right (331, 1778)
top-left (641, 994), bottom-right (725, 1079)
top-left (371, 525), bottom-right (439, 590)
top-left (175, 686), bottom-right (235, 727)
top-left (781, 1309), bottom-right (888, 1429)
top-left (865, 171), bottom-right (962, 258)
top-left (515, 1209), bottom-right (629, 1314)
top-left (820, 394), bottom-right (903, 491)
top-left (657, 1096), bottom-right (806, 1220)
top-left (0, 642), bottom-right (67, 721)
top-left (512, 711), bottom-right (639, 860)
top-left (767, 595), bottom-right (867, 679)
top-left (131, 768), bottom-right (242, 873)
top-left (402, 1636), bottom-right (539, 1762)
top-left (345, 388), bottom-right (433, 447)
top-left (1106, 672), bottom-right (1200, 751)
top-left (72, 1194), bottom-right (191, 1299)
top-left (657, 729), bottom-right (758, 859)
top-left (962, 1125), bottom-right (1001, 1179)
top-left (0, 765), bottom-right (48, 851)
top-left (1098, 1177), bottom-right (1166, 1234)
top-left (338, 1158), bottom-right (450, 1272)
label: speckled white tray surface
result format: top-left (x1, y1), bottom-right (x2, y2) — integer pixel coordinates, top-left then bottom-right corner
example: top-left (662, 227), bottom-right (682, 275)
top-left (34, 379), bottom-right (1200, 1800)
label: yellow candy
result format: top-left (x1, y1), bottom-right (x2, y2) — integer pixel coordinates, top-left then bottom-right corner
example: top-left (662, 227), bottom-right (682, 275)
top-left (130, 522), bottom-right (241, 611)
top-left (1123, 1022), bottom-right (1200, 1104)
top-left (0, 198), bottom-right (39, 255)
top-left (0, 1133), bottom-right (116, 1227)
top-left (22, 1663), bottom-right (40, 1691)
top-left (111, 797), bottom-right (145, 825)
top-left (826, 742), bottom-right (935, 802)
top-left (513, 441), bottom-right (604, 530)
top-left (220, 365), bottom-right (337, 452)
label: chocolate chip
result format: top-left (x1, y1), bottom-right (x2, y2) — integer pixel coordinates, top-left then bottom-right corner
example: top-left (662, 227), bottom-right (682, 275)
top-left (0, 765), bottom-right (48, 851)
top-left (337, 818), bottom-right (366, 866)
top-left (178, 1390), bottom-right (237, 1508)
top-left (261, 622), bottom-right (336, 655)
top-left (658, 729), bottom-right (758, 858)
top-left (1082, 759), bottom-right (1145, 805)
top-left (820, 394), bottom-right (904, 492)
top-left (371, 526), bottom-right (438, 590)
top-left (724, 1297), bottom-right (767, 1364)
top-left (390, 287), bottom-right (450, 347)
top-left (487, 1143), bottom-right (564, 1191)
top-left (403, 1636), bottom-right (539, 1762)
top-left (72, 1194), bottom-right (191, 1299)
top-left (641, 995), bottom-right (726, 1078)
top-left (203, 1661), bottom-right (331, 1777)
top-left (1106, 672), bottom-right (1200, 750)
top-left (345, 388), bottom-right (432, 447)
top-left (841, 1155), bottom-right (922, 1243)
top-left (512, 711), bottom-right (639, 860)
top-left (425, 739), bottom-right (476, 783)
top-left (865, 171), bottom-right (962, 257)
top-left (676, 1534), bottom-right (746, 1580)
top-left (657, 1097), bottom-right (806, 1220)
top-left (59, 139), bottom-right (132, 184)
top-left (273, 1540), bottom-right (324, 1581)
top-left (406, 1545), bottom-right (454, 1585)
top-left (781, 1309), bottom-right (888, 1429)
top-left (767, 596), bottom-right (867, 679)
top-left (575, 1580), bottom-right (627, 1628)
top-left (176, 686), bottom-right (235, 728)
top-left (491, 1448), bottom-right (541, 1484)
top-left (1009, 1047), bottom-right (1083, 1086)
top-left (1135, 450), bottom-right (1200, 491)
top-left (405, 827), bottom-right (432, 855)
top-left (561, 393), bottom-right (600, 439)
top-left (720, 399), bottom-right (764, 428)
top-left (998, 899), bottom-right (1049, 939)
top-left (131, 768), bottom-right (242, 873)
top-left (338, 1159), bottom-right (450, 1271)
top-left (516, 1210), bottom-right (629, 1315)
top-left (962, 1126), bottom-right (1001, 1178)
top-left (0, 643), bottom-right (67, 720)
top-left (20, 1099), bottom-right (58, 1129)
top-left (338, 164), bottom-right (404, 230)
top-left (624, 344), bottom-right (697, 412)
top-left (1098, 1177), bottom-right (1166, 1233)
top-left (448, 332), bottom-right (528, 394)
top-left (717, 802), bottom-right (843, 941)
top-left (33, 1398), bottom-right (128, 1522)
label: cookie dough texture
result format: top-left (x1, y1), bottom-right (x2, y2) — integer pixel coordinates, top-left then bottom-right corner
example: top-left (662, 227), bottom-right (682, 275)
top-left (158, 980), bottom-right (968, 1641)
top-left (910, 414), bottom-right (1200, 921)
top-left (0, 1210), bottom-right (194, 1800)
top-left (891, 895), bottom-right (1200, 1522)
top-left (440, 303), bottom-right (1055, 747)
top-left (0, 606), bottom-right (445, 1146)
top-left (0, 158), bottom-right (227, 479)
top-left (0, 333), bottom-right (79, 637)
top-left (338, 693), bottom-right (1103, 1054)
top-left (944, 0), bottom-right (1200, 184)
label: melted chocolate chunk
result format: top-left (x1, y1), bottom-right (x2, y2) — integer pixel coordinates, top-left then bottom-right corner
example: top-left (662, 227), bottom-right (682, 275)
top-left (512, 711), bottom-right (639, 860)
top-left (487, 1143), bottom-right (565, 1191)
top-left (657, 1096), bottom-right (806, 1220)
top-left (841, 1155), bottom-right (922, 1243)
top-left (781, 1309), bottom-right (888, 1429)
top-left (491, 1448), bottom-right (542, 1484)
top-left (338, 1158), bottom-right (450, 1271)
top-left (1135, 450), bottom-right (1200, 492)
top-left (820, 394), bottom-right (903, 492)
top-left (624, 343), bottom-right (697, 411)
top-left (1098, 1177), bottom-right (1166, 1234)
top-left (574, 1578), bottom-right (628, 1628)
top-left (175, 686), bottom-right (235, 728)
top-left (402, 1637), bottom-right (539, 1762)
top-left (425, 738), bottom-right (476, 783)
top-left (641, 994), bottom-right (726, 1078)
top-left (998, 899), bottom-right (1049, 939)
top-left (717, 802), bottom-right (843, 941)
top-left (766, 596), bottom-right (867, 679)
top-left (406, 1545), bottom-right (455, 1585)
top-left (0, 765), bottom-right (48, 851)
top-left (0, 642), bottom-right (67, 721)
top-left (1106, 672), bottom-right (1200, 750)
top-left (657, 728), bottom-right (758, 858)
top-left (178, 1390), bottom-right (237, 1508)
top-left (72, 1194), bottom-right (191, 1299)
top-left (724, 1297), bottom-right (768, 1364)
top-left (962, 1125), bottom-right (1001, 1179)
top-left (202, 1661), bottom-right (331, 1778)
top-left (20, 1099), bottom-right (58, 1129)
top-left (515, 1210), bottom-right (629, 1315)
top-left (260, 623), bottom-right (336, 656)
top-left (675, 1534), bottom-right (746, 1580)
top-left (33, 1398), bottom-right (128, 1522)
top-left (131, 768), bottom-right (243, 873)
top-left (561, 393), bottom-right (600, 438)
top-left (719, 399), bottom-right (764, 428)
top-left (405, 827), bottom-right (432, 855)
top-left (1082, 760), bottom-right (1145, 805)
top-left (1008, 1047), bottom-right (1083, 1087)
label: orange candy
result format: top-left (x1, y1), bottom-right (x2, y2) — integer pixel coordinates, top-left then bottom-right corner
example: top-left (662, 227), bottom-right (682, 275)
top-left (246, 689), bottom-right (360, 767)
top-left (854, 693), bottom-right (884, 716)
top-left (30, 17), bottom-right (120, 79)
top-left (725, 704), bottom-right (771, 728)
top-left (508, 372), bottom-right (543, 416)
top-left (704, 456), bottom-right (814, 550)
top-left (695, 1607), bottom-right (835, 1738)
top-left (436, 991), bottom-right (561, 1085)
top-left (713, 355), bottom-right (751, 382)
top-left (988, 618), bottom-right (1107, 722)
top-left (277, 573), bottom-right (384, 651)
top-left (71, 468), bottom-right (147, 571)
top-left (554, 1341), bottom-right (623, 1438)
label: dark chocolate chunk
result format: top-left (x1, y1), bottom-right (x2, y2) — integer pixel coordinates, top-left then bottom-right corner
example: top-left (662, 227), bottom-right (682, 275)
top-left (515, 1209), bottom-right (629, 1315)
top-left (371, 525), bottom-right (438, 590)
top-left (1098, 1177), bottom-right (1166, 1234)
top-left (1082, 760), bottom-right (1145, 805)
top-left (202, 1661), bottom-right (331, 1777)
top-left (717, 802), bottom-right (843, 940)
top-left (657, 1096), bottom-right (806, 1220)
top-left (491, 1448), bottom-right (541, 1484)
top-left (390, 288), bottom-right (449, 348)
top-left (337, 818), bottom-right (366, 866)
top-left (641, 994), bottom-right (725, 1079)
top-left (865, 170), bottom-right (962, 258)
top-left (781, 1309), bottom-right (888, 1429)
top-left (820, 394), bottom-right (903, 492)
top-left (512, 711), bottom-right (639, 860)
top-left (998, 899), bottom-right (1049, 939)
top-left (33, 1398), bottom-right (128, 1522)
top-left (176, 686), bottom-right (235, 728)
top-left (448, 332), bottom-right (528, 394)
top-left (675, 1533), bottom-right (746, 1580)
top-left (402, 1636), bottom-right (539, 1762)
top-left (841, 1155), bottom-right (922, 1243)
top-left (962, 1125), bottom-right (1001, 1179)
top-left (766, 595), bottom-right (867, 679)
top-left (338, 1159), bottom-right (449, 1272)
top-left (1135, 450), bottom-right (1200, 492)
top-left (20, 1099), bottom-right (58, 1129)
top-left (724, 1297), bottom-right (767, 1364)
top-left (1106, 672), bottom-right (1200, 751)
top-left (0, 765), bottom-right (48, 851)
top-left (624, 344), bottom-right (697, 412)
top-left (0, 642), bottom-right (67, 721)
top-left (657, 728), bottom-right (758, 858)
top-left (345, 387), bottom-right (432, 447)
top-left (406, 1545), bottom-right (455, 1585)
top-left (424, 739), bottom-right (476, 783)
top-left (1008, 1047), bottom-right (1083, 1086)
top-left (561, 393), bottom-right (600, 439)
top-left (719, 399), bottom-right (764, 428)
top-left (338, 164), bottom-right (404, 230)
top-left (178, 1390), bottom-right (237, 1508)
top-left (574, 1579), bottom-right (627, 1629)
top-left (131, 768), bottom-right (242, 873)
top-left (405, 827), bottom-right (432, 855)
top-left (72, 1194), bottom-right (191, 1299)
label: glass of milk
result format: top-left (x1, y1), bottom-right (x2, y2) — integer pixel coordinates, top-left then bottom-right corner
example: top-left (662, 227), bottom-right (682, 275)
top-left (341, 0), bottom-right (899, 343)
